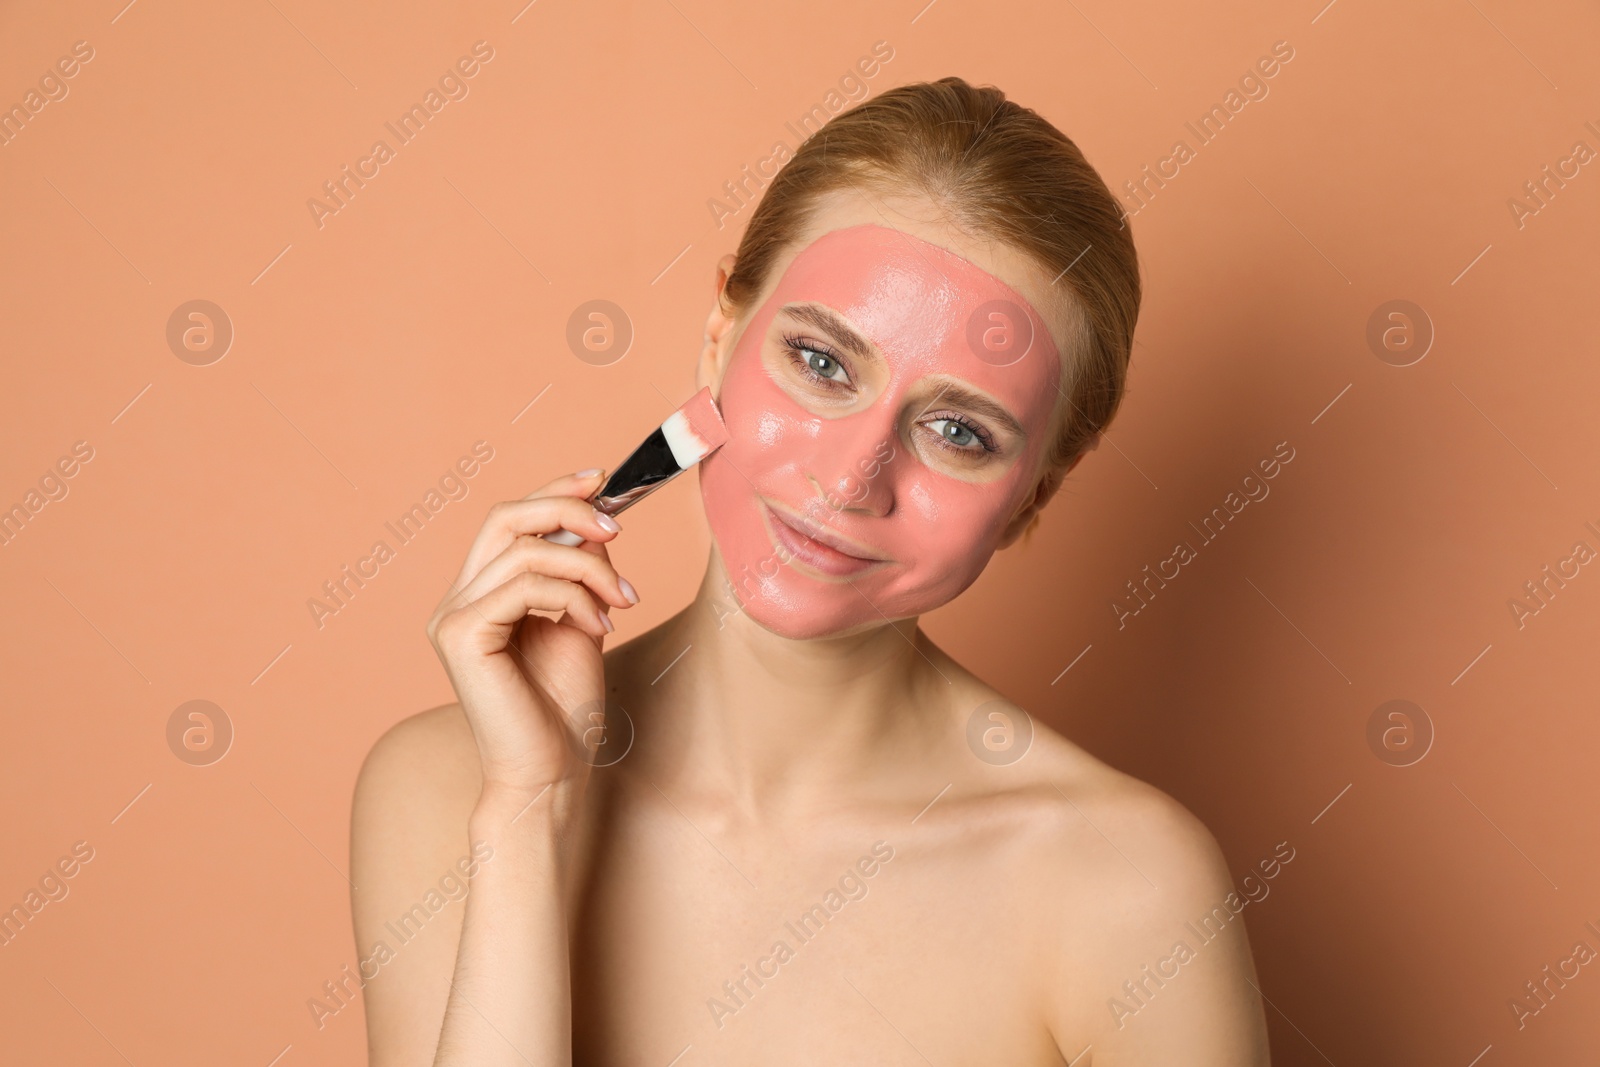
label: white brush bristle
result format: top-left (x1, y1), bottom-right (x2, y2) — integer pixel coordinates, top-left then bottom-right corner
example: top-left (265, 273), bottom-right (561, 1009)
top-left (661, 410), bottom-right (712, 468)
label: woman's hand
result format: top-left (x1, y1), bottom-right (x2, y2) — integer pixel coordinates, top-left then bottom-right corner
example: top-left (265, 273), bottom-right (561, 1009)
top-left (426, 470), bottom-right (639, 806)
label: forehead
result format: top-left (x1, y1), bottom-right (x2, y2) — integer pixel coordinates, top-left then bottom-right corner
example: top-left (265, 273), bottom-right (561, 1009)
top-left (766, 223), bottom-right (1062, 422)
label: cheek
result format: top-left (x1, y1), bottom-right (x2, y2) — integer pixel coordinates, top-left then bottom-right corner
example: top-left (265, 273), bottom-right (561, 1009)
top-left (754, 410), bottom-right (786, 447)
top-left (699, 349), bottom-right (801, 553)
top-left (886, 473), bottom-right (1023, 586)
top-left (714, 345), bottom-right (811, 480)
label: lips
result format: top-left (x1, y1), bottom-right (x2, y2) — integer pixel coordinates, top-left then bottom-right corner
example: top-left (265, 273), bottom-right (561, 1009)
top-left (760, 500), bottom-right (889, 579)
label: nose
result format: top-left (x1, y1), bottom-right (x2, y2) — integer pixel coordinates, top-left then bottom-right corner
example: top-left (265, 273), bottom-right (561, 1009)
top-left (805, 415), bottom-right (898, 519)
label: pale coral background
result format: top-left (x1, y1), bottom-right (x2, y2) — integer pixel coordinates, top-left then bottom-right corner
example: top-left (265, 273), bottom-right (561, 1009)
top-left (2, 0), bottom-right (1598, 1063)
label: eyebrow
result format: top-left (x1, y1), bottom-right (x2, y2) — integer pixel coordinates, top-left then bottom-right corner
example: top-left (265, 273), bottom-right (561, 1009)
top-left (778, 303), bottom-right (880, 364)
top-left (922, 379), bottom-right (1027, 439)
top-left (779, 302), bottom-right (1028, 439)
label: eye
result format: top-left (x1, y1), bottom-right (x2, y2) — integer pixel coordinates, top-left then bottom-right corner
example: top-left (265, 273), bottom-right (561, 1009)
top-left (931, 419), bottom-right (976, 447)
top-left (783, 334), bottom-right (852, 388)
top-left (922, 414), bottom-right (999, 454)
top-left (804, 349), bottom-right (847, 382)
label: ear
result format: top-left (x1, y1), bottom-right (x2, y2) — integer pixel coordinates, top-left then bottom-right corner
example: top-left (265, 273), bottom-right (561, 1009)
top-left (995, 450), bottom-right (1085, 549)
top-left (695, 253), bottom-right (741, 399)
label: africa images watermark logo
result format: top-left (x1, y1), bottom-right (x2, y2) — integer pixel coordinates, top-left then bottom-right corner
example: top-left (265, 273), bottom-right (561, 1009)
top-left (1117, 39), bottom-right (1295, 219)
top-left (704, 841), bottom-right (895, 1029)
top-left (705, 40), bottom-right (895, 231)
top-left (306, 441), bottom-right (495, 630)
top-left (305, 842), bottom-right (493, 1031)
top-left (1113, 441), bottom-right (1297, 629)
top-left (0, 840), bottom-right (96, 949)
top-left (1, 39), bottom-right (95, 148)
top-left (1107, 840), bottom-right (1297, 1030)
top-left (305, 42), bottom-right (496, 230)
top-left (0, 440), bottom-right (95, 549)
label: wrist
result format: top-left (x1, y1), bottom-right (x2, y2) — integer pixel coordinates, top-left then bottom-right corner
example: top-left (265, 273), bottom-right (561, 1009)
top-left (471, 779), bottom-right (577, 838)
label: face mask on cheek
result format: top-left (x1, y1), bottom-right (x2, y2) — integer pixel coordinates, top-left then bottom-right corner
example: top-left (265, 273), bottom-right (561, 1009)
top-left (698, 224), bottom-right (1063, 640)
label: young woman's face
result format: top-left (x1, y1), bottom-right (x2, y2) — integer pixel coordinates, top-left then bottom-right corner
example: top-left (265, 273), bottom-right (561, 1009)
top-left (699, 222), bottom-right (1065, 639)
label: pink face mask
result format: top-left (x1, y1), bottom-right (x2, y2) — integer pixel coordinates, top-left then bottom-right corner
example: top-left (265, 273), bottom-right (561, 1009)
top-left (700, 223), bottom-right (1064, 639)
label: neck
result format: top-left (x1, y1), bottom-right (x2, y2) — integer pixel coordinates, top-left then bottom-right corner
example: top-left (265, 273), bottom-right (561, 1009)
top-left (626, 551), bottom-right (953, 818)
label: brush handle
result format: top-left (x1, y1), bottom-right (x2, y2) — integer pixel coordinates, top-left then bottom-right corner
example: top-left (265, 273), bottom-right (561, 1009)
top-left (543, 488), bottom-right (633, 548)
top-left (540, 465), bottom-right (681, 548)
top-left (542, 415), bottom-right (704, 549)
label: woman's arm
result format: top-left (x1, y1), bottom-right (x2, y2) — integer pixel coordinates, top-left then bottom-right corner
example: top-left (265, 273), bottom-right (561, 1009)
top-left (351, 470), bottom-right (637, 1066)
top-left (431, 785), bottom-right (573, 1066)
top-left (351, 705), bottom-right (481, 1066)
top-left (350, 720), bottom-right (582, 1067)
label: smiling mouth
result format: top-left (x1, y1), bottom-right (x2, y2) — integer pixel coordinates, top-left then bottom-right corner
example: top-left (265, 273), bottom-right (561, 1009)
top-left (759, 500), bottom-right (890, 579)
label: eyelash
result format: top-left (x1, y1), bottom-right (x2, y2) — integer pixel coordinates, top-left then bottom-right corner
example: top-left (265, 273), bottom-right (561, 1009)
top-left (923, 411), bottom-right (1000, 454)
top-left (782, 333), bottom-right (848, 386)
top-left (779, 333), bottom-right (1000, 455)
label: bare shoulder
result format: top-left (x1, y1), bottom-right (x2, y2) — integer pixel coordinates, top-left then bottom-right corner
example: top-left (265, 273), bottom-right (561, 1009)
top-left (933, 667), bottom-right (1227, 901)
top-left (931, 646), bottom-right (1228, 900)
top-left (352, 702), bottom-right (482, 880)
top-left (349, 704), bottom-right (482, 1066)
top-left (1018, 725), bottom-right (1231, 903)
top-left (926, 638), bottom-right (1267, 1060)
top-left (352, 702), bottom-right (480, 836)
top-left (995, 720), bottom-right (1269, 1063)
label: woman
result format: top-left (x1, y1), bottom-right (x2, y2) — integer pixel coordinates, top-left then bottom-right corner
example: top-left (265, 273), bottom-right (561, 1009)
top-left (352, 78), bottom-right (1271, 1065)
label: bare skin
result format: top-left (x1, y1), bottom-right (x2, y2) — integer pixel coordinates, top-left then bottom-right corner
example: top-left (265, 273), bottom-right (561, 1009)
top-left (350, 192), bottom-right (1272, 1066)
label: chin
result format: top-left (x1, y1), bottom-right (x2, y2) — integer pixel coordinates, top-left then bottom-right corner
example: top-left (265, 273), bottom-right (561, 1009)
top-left (738, 594), bottom-right (886, 641)
top-left (718, 554), bottom-right (986, 642)
top-left (701, 468), bottom-right (1002, 641)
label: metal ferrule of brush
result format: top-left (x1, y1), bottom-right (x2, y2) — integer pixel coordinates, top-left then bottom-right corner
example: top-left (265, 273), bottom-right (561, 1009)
top-left (590, 424), bottom-right (681, 518)
top-left (591, 481), bottom-right (666, 516)
top-left (544, 420), bottom-right (704, 547)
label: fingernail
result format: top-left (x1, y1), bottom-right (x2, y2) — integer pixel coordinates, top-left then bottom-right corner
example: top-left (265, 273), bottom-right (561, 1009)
top-left (618, 577), bottom-right (639, 605)
top-left (594, 510), bottom-right (621, 533)
top-left (576, 468), bottom-right (604, 479)
top-left (600, 612), bottom-right (615, 634)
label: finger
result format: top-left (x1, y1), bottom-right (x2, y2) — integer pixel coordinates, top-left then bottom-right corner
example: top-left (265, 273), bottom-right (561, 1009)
top-left (575, 533), bottom-right (611, 559)
top-left (457, 488), bottom-right (620, 587)
top-left (437, 570), bottom-right (610, 652)
top-left (560, 536), bottom-right (619, 636)
top-left (523, 468), bottom-right (607, 502)
top-left (573, 534), bottom-right (613, 571)
top-left (555, 603), bottom-right (613, 651)
top-left (454, 535), bottom-right (637, 612)
top-left (457, 467), bottom-right (608, 574)
top-left (577, 537), bottom-right (637, 613)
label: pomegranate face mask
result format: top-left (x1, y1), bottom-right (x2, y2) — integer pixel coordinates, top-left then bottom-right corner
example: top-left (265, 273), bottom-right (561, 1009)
top-left (699, 223), bottom-right (1064, 639)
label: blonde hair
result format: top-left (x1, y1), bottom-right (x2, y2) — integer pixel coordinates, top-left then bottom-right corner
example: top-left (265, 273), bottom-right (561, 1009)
top-left (723, 76), bottom-right (1140, 473)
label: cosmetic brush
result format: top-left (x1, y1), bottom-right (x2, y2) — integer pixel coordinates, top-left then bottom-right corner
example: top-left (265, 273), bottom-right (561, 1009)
top-left (544, 386), bottom-right (728, 546)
